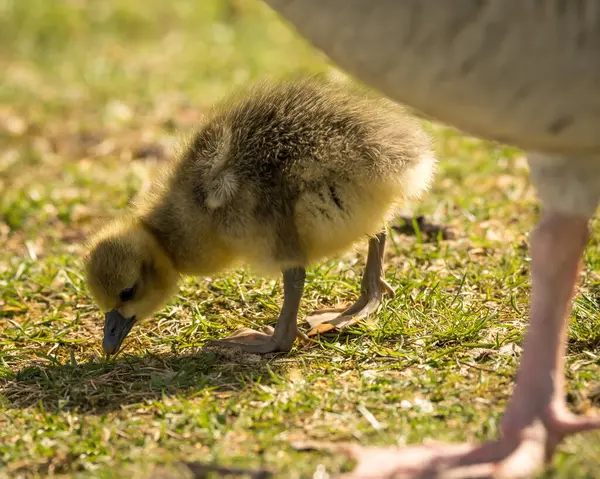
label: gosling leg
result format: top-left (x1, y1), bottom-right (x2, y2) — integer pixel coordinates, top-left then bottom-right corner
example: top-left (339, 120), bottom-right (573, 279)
top-left (206, 267), bottom-right (306, 354)
top-left (306, 231), bottom-right (394, 336)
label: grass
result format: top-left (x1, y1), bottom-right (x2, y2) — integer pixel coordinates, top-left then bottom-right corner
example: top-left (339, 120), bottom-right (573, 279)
top-left (0, 0), bottom-right (599, 477)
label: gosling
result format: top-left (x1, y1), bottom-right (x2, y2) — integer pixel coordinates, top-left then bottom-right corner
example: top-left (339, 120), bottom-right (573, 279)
top-left (84, 75), bottom-right (436, 355)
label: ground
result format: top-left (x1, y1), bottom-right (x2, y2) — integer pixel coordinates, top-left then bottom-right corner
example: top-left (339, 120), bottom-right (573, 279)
top-left (1, 1), bottom-right (599, 478)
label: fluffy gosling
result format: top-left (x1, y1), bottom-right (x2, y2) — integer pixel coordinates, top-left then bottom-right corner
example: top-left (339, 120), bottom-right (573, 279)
top-left (84, 75), bottom-right (436, 355)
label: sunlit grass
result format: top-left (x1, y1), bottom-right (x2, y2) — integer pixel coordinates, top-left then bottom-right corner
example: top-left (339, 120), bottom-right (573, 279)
top-left (1, 1), bottom-right (599, 477)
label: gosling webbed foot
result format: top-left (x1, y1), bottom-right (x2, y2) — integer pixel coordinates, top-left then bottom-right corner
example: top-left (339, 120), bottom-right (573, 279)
top-left (206, 267), bottom-right (306, 354)
top-left (205, 325), bottom-right (284, 353)
top-left (206, 325), bottom-right (309, 354)
top-left (306, 232), bottom-right (393, 336)
top-left (306, 277), bottom-right (393, 334)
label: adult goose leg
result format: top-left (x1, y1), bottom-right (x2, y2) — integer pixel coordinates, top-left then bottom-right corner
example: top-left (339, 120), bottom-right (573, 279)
top-left (325, 210), bottom-right (600, 478)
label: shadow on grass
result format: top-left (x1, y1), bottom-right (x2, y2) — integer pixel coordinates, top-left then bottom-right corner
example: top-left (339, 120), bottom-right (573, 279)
top-left (0, 347), bottom-right (286, 413)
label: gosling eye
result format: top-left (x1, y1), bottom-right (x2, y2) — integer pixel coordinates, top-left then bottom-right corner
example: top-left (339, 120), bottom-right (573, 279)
top-left (119, 284), bottom-right (137, 302)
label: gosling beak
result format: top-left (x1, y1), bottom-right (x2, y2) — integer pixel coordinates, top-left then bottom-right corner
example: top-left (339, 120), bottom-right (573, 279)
top-left (103, 309), bottom-right (136, 355)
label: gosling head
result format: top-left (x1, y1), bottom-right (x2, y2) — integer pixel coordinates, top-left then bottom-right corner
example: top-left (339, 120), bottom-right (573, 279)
top-left (83, 217), bottom-right (179, 355)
